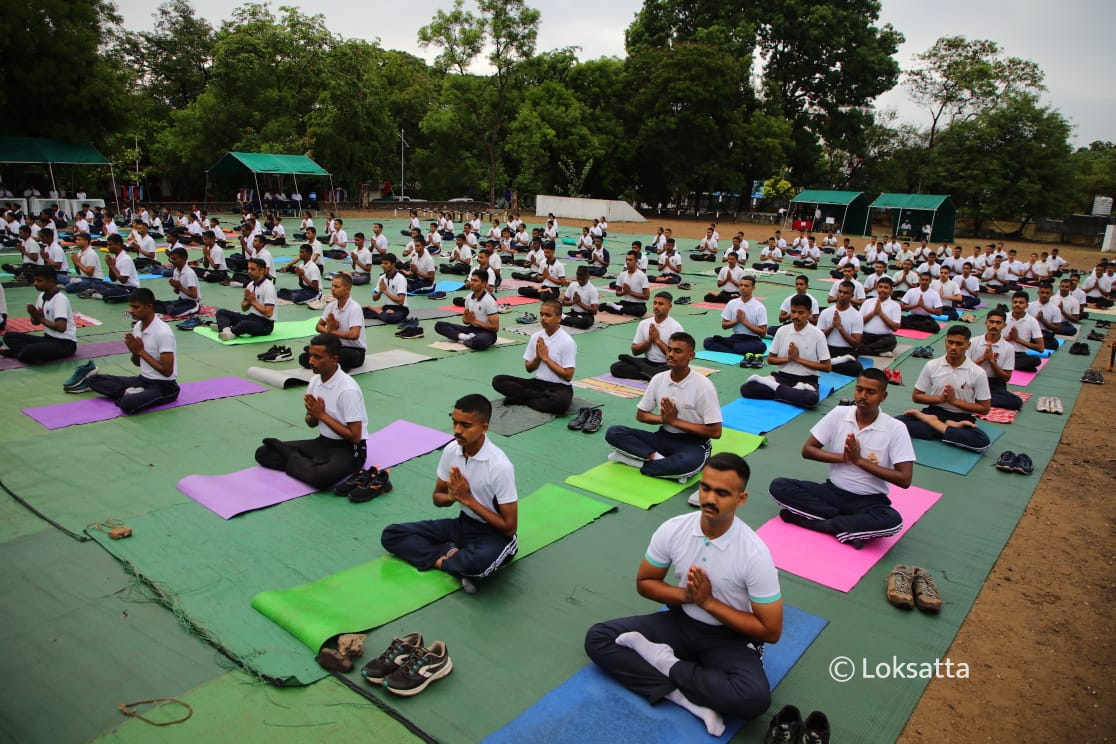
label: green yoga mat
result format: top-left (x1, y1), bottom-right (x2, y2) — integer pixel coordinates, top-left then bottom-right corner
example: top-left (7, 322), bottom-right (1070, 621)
top-left (252, 484), bottom-right (615, 651)
top-left (194, 316), bottom-right (319, 345)
top-left (912, 421), bottom-right (1005, 475)
top-left (565, 429), bottom-right (768, 508)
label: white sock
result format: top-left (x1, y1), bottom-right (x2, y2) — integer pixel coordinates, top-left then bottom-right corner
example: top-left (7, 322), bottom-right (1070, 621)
top-left (832, 354), bottom-right (854, 365)
top-left (666, 689), bottom-right (726, 736)
top-left (647, 452), bottom-right (664, 460)
top-left (747, 374), bottom-right (778, 391)
top-left (615, 631), bottom-right (679, 676)
top-left (458, 332), bottom-right (475, 342)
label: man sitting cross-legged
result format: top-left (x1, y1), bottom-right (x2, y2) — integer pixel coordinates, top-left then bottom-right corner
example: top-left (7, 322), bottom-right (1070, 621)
top-left (363, 253), bottom-right (410, 324)
top-left (491, 300), bottom-right (576, 414)
top-left (739, 294), bottom-right (831, 408)
top-left (611, 291), bottom-right (683, 381)
top-left (603, 250), bottom-right (651, 316)
top-left (254, 333), bottom-right (367, 489)
top-left (968, 307), bottom-right (1022, 411)
top-left (702, 276), bottom-right (768, 356)
top-left (1, 266), bottom-right (77, 364)
top-left (896, 325), bottom-right (992, 453)
top-left (381, 394), bottom-right (518, 594)
top-left (584, 453), bottom-right (781, 735)
top-left (703, 251), bottom-right (746, 304)
top-left (769, 368), bottom-right (915, 548)
top-left (816, 280), bottom-right (864, 377)
top-left (559, 265), bottom-right (600, 330)
top-left (605, 332), bottom-right (722, 480)
top-left (215, 258), bottom-right (276, 340)
top-left (434, 269), bottom-right (501, 350)
top-left (856, 276), bottom-right (901, 357)
top-left (299, 274), bottom-right (367, 372)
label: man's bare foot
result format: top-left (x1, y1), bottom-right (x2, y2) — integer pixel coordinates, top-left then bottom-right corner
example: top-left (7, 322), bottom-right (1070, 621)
top-left (434, 547), bottom-right (459, 570)
top-left (945, 419), bottom-right (976, 428)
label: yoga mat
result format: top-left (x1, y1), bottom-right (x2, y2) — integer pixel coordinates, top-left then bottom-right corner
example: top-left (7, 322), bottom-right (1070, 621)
top-left (1, 313), bottom-right (100, 334)
top-left (565, 429), bottom-right (767, 508)
top-left (487, 397), bottom-right (601, 436)
top-left (179, 419), bottom-right (454, 519)
top-left (0, 339), bottom-right (129, 371)
top-left (252, 484), bottom-right (615, 650)
top-left (433, 280), bottom-right (466, 292)
top-left (160, 304), bottom-right (216, 321)
top-left (428, 336), bottom-right (519, 351)
top-left (895, 328), bottom-right (936, 340)
top-left (246, 349), bottom-right (434, 388)
top-left (1008, 357), bottom-right (1049, 387)
top-left (860, 343), bottom-right (913, 368)
top-left (695, 349), bottom-right (745, 365)
top-left (439, 295), bottom-right (538, 314)
top-left (482, 605), bottom-right (828, 744)
top-left (693, 301), bottom-right (727, 309)
top-left (911, 421), bottom-right (1005, 475)
top-left (592, 310), bottom-right (643, 325)
top-left (194, 316), bottom-right (320, 345)
top-left (979, 391), bottom-right (1032, 424)
top-left (1025, 339), bottom-right (1063, 357)
top-left (720, 382), bottom-right (836, 436)
top-left (506, 322), bottom-right (594, 336)
top-left (757, 484), bottom-right (943, 592)
top-left (22, 376), bottom-right (268, 429)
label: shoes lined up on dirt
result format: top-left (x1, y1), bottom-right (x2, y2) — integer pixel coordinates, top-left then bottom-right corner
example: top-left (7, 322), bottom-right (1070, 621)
top-left (362, 632), bottom-right (453, 696)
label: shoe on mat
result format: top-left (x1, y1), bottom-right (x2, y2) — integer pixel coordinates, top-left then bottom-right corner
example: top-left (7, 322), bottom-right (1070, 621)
top-left (912, 567), bottom-right (943, 614)
top-left (886, 564), bottom-right (915, 610)
top-left (399, 326), bottom-right (425, 339)
top-left (995, 450), bottom-right (1017, 472)
top-left (334, 467), bottom-right (372, 497)
top-left (497, 303), bottom-right (512, 314)
top-left (361, 631), bottom-right (424, 685)
top-left (582, 407), bottom-right (603, 434)
top-left (763, 703), bottom-right (804, 744)
top-left (801, 710), bottom-right (831, 744)
top-left (176, 317), bottom-right (203, 330)
top-left (1035, 396), bottom-right (1049, 413)
top-left (63, 360), bottom-right (98, 390)
top-left (1049, 397), bottom-right (1063, 414)
top-left (515, 312), bottom-right (538, 325)
top-left (1069, 342), bottom-right (1090, 355)
top-left (383, 640), bottom-right (453, 696)
top-left (1012, 453), bottom-right (1034, 476)
top-left (568, 407), bottom-right (591, 431)
top-left (350, 468), bottom-right (393, 503)
top-left (1087, 331), bottom-right (1106, 341)
top-left (259, 345), bottom-right (293, 363)
top-left (739, 353), bottom-right (753, 369)
top-left (675, 296), bottom-right (692, 305)
top-left (677, 282), bottom-right (693, 290)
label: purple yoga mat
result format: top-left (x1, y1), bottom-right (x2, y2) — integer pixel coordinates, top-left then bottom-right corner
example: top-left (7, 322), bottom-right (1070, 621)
top-left (178, 419), bottom-right (454, 519)
top-left (22, 376), bottom-right (268, 429)
top-left (0, 340), bottom-right (130, 371)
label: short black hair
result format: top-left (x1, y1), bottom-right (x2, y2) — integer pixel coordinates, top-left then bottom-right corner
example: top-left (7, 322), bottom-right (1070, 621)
top-left (859, 367), bottom-right (889, 389)
top-left (454, 393), bottom-right (492, 423)
top-left (128, 287), bottom-right (155, 306)
top-left (1012, 290), bottom-right (1030, 302)
top-left (946, 324), bottom-right (972, 340)
top-left (669, 331), bottom-right (696, 351)
top-left (789, 293), bottom-right (813, 310)
top-left (704, 452), bottom-right (751, 487)
top-left (986, 307), bottom-right (1006, 320)
top-left (169, 247), bottom-right (188, 260)
top-left (654, 291), bottom-right (673, 303)
top-left (308, 333), bottom-right (342, 358)
top-left (32, 266), bottom-right (57, 282)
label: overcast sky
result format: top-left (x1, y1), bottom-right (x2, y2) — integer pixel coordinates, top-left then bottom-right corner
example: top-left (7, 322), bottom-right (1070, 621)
top-left (115, 0), bottom-right (1113, 147)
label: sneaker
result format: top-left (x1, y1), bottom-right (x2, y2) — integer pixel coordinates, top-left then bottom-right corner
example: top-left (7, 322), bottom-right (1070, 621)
top-left (260, 345), bottom-right (293, 363)
top-left (218, 327), bottom-right (236, 341)
top-left (361, 631), bottom-right (424, 685)
top-left (399, 326), bottom-right (425, 339)
top-left (64, 377), bottom-right (95, 394)
top-left (63, 360), bottom-right (97, 390)
top-left (515, 312), bottom-right (538, 325)
top-left (497, 303), bottom-right (512, 314)
top-left (1048, 397), bottom-right (1064, 414)
top-left (1012, 452), bottom-right (1034, 476)
top-left (1087, 331), bottom-right (1106, 341)
top-left (582, 408), bottom-right (603, 434)
top-left (995, 451), bottom-right (1017, 472)
top-left (801, 710), bottom-right (831, 744)
top-left (257, 344), bottom-right (282, 361)
top-left (884, 368), bottom-right (903, 385)
top-left (911, 567), bottom-right (943, 613)
top-left (350, 467), bottom-right (393, 503)
top-left (607, 450), bottom-right (645, 468)
top-left (763, 704), bottom-right (803, 744)
top-left (78, 289), bottom-right (96, 299)
top-left (739, 354), bottom-right (753, 369)
top-left (568, 407), bottom-right (591, 431)
top-left (1035, 396), bottom-right (1049, 413)
top-left (176, 317), bottom-right (203, 330)
top-left (1069, 342), bottom-right (1090, 355)
top-left (885, 564), bottom-right (915, 610)
top-left (306, 298), bottom-right (328, 311)
top-left (675, 296), bottom-right (692, 305)
top-left (428, 291), bottom-right (448, 300)
top-left (959, 312), bottom-right (977, 323)
top-left (677, 282), bottom-right (693, 290)
top-left (383, 640), bottom-right (453, 697)
top-left (334, 467), bottom-right (372, 497)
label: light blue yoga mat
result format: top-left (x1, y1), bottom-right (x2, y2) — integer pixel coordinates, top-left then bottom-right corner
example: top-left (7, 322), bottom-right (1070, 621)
top-left (434, 280), bottom-right (467, 292)
top-left (482, 605), bottom-right (828, 744)
top-left (721, 375), bottom-right (840, 435)
top-left (911, 421), bottom-right (1005, 475)
top-left (1025, 338), bottom-right (1064, 357)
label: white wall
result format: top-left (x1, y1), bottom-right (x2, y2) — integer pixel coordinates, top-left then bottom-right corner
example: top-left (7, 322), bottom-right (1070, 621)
top-left (535, 195), bottom-right (646, 222)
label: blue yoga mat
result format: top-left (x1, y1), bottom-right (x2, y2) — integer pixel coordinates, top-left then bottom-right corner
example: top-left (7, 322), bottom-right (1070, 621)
top-left (483, 605), bottom-right (828, 744)
top-left (1025, 338), bottom-right (1064, 357)
top-left (721, 375), bottom-right (839, 436)
top-left (434, 280), bottom-right (467, 292)
top-left (911, 420), bottom-right (1005, 475)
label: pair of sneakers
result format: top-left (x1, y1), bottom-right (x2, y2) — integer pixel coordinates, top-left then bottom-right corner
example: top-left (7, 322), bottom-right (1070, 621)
top-left (334, 466), bottom-right (393, 503)
top-left (886, 564), bottom-right (942, 613)
top-left (258, 345), bottom-right (293, 363)
top-left (764, 704), bottom-right (829, 744)
top-left (995, 451), bottom-right (1034, 476)
top-left (911, 345), bottom-right (935, 358)
top-left (1068, 341), bottom-right (1091, 355)
top-left (394, 318), bottom-right (424, 339)
top-left (361, 631), bottom-right (453, 697)
top-left (1081, 369), bottom-right (1105, 384)
top-left (738, 353), bottom-right (765, 369)
top-left (568, 407), bottom-right (603, 433)
top-left (1035, 396), bottom-right (1064, 414)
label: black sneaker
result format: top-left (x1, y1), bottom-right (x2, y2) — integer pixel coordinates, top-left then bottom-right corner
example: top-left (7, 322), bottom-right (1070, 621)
top-left (257, 344), bottom-right (281, 361)
top-left (361, 631), bottom-right (423, 684)
top-left (1013, 453), bottom-right (1034, 476)
top-left (398, 326), bottom-right (425, 339)
top-left (994, 451), bottom-right (1017, 472)
top-left (582, 408), bottom-right (603, 433)
top-left (568, 407), bottom-right (590, 430)
top-left (349, 468), bottom-right (392, 503)
top-left (334, 468), bottom-right (372, 497)
top-left (383, 640), bottom-right (453, 696)
top-left (260, 345), bottom-right (293, 363)
top-left (763, 704), bottom-right (803, 744)
top-left (1069, 342), bottom-right (1090, 355)
top-left (801, 710), bottom-right (831, 744)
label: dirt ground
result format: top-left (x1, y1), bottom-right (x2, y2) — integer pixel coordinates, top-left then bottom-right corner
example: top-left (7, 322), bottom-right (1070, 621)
top-left (356, 207), bottom-right (1115, 742)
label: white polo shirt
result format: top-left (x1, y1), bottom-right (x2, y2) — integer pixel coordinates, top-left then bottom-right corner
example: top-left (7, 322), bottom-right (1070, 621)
top-left (172, 265), bottom-right (200, 312)
top-left (828, 279), bottom-right (866, 302)
top-left (617, 269), bottom-right (650, 302)
top-left (539, 258), bottom-right (566, 288)
top-left (113, 252), bottom-right (140, 288)
top-left (436, 436), bottom-right (518, 525)
top-left (1028, 299), bottom-right (1063, 326)
top-left (645, 512), bottom-right (781, 626)
top-left (464, 291), bottom-right (499, 327)
top-left (248, 278), bottom-right (277, 319)
top-left (38, 290), bottom-right (77, 342)
top-left (298, 260), bottom-right (322, 298)
top-left (902, 286), bottom-right (942, 316)
top-left (524, 327), bottom-right (576, 385)
top-left (716, 265), bottom-right (746, 289)
top-left (967, 334), bottom-right (1014, 376)
top-left (322, 298), bottom-right (366, 350)
top-left (779, 293), bottom-right (820, 316)
top-left (1004, 313), bottom-right (1043, 353)
top-left (76, 247), bottom-right (104, 279)
top-left (769, 322), bottom-right (830, 377)
top-left (818, 305), bottom-right (863, 347)
top-left (638, 368), bottom-right (722, 435)
top-left (307, 368), bottom-right (367, 439)
top-left (810, 405), bottom-right (915, 495)
top-left (860, 297), bottom-right (901, 335)
top-left (721, 297), bottom-right (767, 337)
top-left (411, 251), bottom-right (436, 279)
top-left (377, 271), bottom-right (409, 306)
top-left (133, 317), bottom-right (176, 380)
top-left (564, 281), bottom-right (599, 311)
top-left (632, 315), bottom-right (684, 363)
top-left (912, 356), bottom-right (991, 414)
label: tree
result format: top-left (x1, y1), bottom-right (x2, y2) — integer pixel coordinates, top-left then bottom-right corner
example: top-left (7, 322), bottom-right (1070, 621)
top-left (926, 94), bottom-right (1073, 231)
top-left (905, 36), bottom-right (1045, 150)
top-left (1069, 142), bottom-right (1116, 213)
top-left (121, 0), bottom-right (216, 111)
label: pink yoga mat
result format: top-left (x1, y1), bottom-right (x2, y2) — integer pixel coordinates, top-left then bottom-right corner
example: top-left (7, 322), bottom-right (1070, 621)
top-left (0, 340), bottom-right (130, 371)
top-left (895, 328), bottom-right (937, 340)
top-left (438, 295), bottom-right (538, 314)
top-left (1007, 357), bottom-right (1049, 387)
top-left (756, 484), bottom-right (943, 592)
top-left (22, 376), bottom-right (268, 429)
top-left (178, 419), bottom-right (454, 519)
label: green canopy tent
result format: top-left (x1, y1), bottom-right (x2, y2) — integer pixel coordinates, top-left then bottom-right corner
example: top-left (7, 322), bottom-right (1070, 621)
top-left (785, 190), bottom-right (870, 236)
top-left (0, 137), bottom-right (119, 210)
top-left (204, 152), bottom-right (333, 212)
top-left (868, 193), bottom-right (956, 243)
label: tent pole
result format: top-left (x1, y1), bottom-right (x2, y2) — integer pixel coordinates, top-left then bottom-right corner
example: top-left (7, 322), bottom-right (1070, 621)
top-left (252, 172), bottom-right (262, 216)
top-left (293, 175), bottom-right (300, 215)
top-left (329, 175), bottom-right (336, 214)
top-left (842, 204), bottom-right (849, 235)
top-left (203, 171), bottom-right (210, 213)
top-left (48, 163), bottom-right (58, 196)
top-left (110, 163), bottom-right (120, 214)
